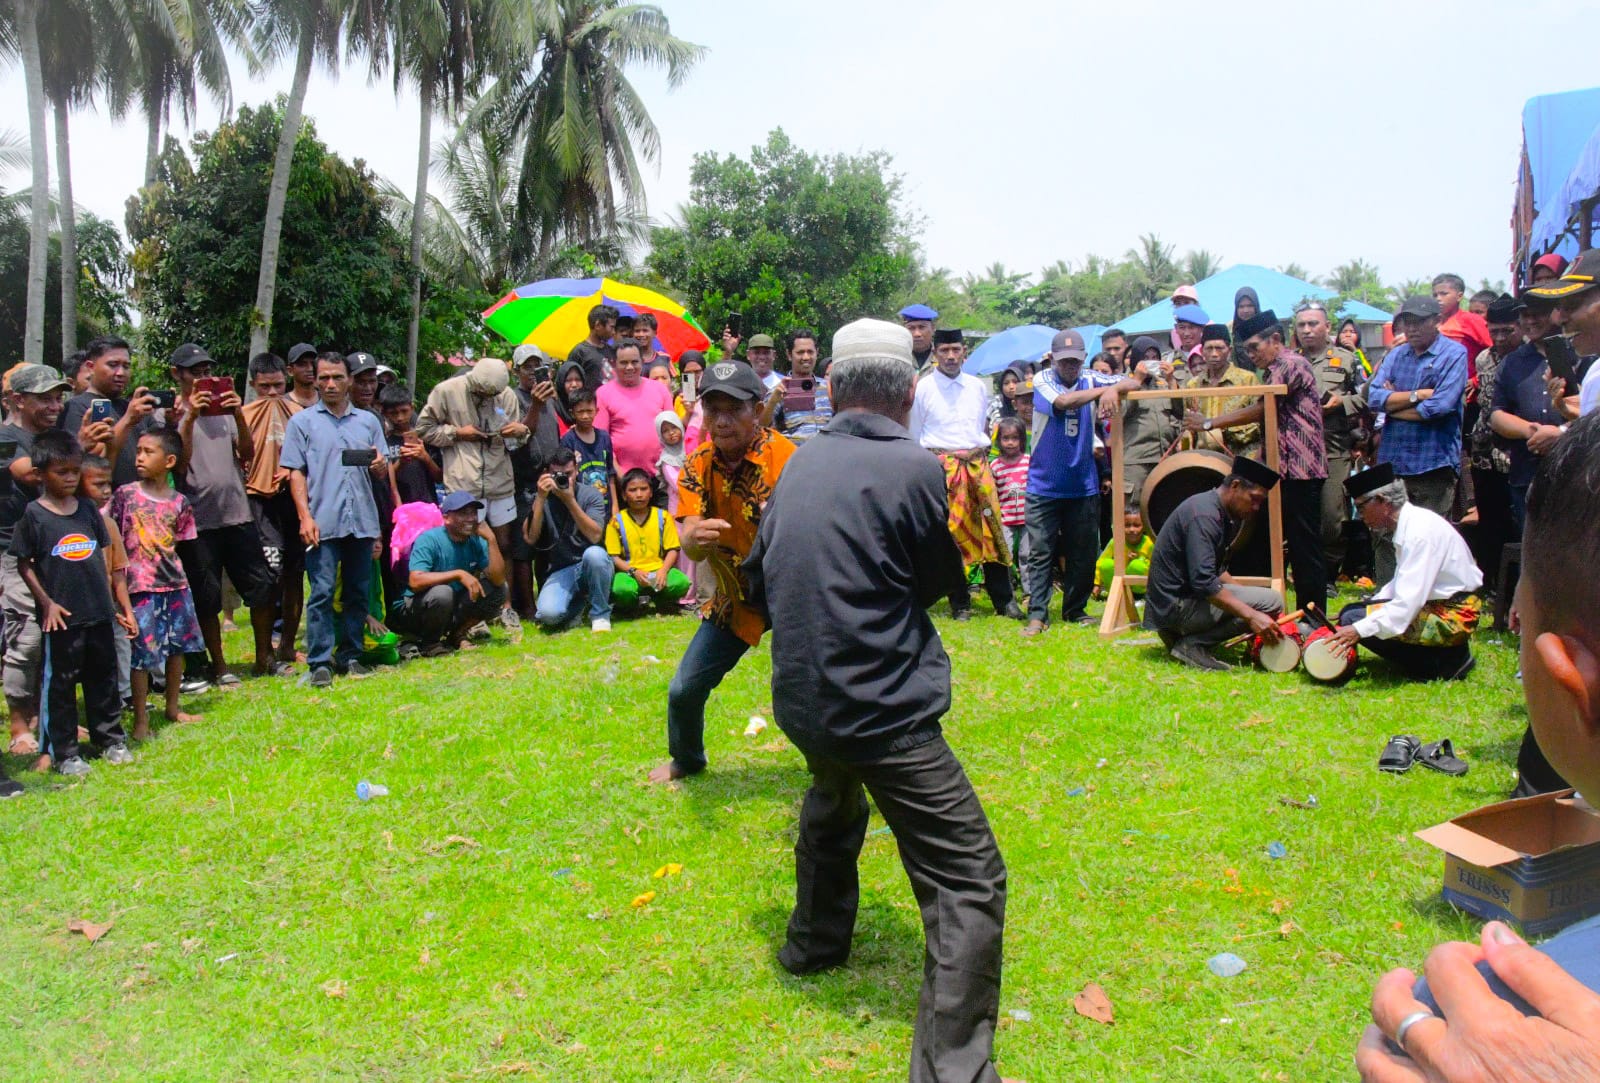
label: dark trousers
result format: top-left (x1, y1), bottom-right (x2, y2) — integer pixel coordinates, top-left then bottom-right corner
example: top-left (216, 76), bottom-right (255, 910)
top-left (665, 621), bottom-right (750, 775)
top-left (42, 621), bottom-right (124, 763)
top-left (1024, 493), bottom-right (1099, 623)
top-left (304, 536), bottom-right (374, 670)
top-left (1468, 468), bottom-right (1514, 593)
top-left (1337, 602), bottom-right (1470, 681)
top-left (1516, 727), bottom-right (1571, 794)
top-left (1320, 456), bottom-right (1351, 577)
top-left (949, 563), bottom-right (1014, 614)
top-left (781, 735), bottom-right (1006, 1083)
top-left (388, 582), bottom-right (507, 645)
top-left (1281, 477), bottom-right (1327, 611)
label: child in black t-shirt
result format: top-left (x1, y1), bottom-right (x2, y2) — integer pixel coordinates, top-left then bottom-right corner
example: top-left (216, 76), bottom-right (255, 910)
top-left (379, 383), bottom-right (443, 506)
top-left (12, 431), bottom-right (137, 776)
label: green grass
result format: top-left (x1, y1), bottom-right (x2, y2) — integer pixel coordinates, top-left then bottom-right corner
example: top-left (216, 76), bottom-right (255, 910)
top-left (0, 606), bottom-right (1527, 1081)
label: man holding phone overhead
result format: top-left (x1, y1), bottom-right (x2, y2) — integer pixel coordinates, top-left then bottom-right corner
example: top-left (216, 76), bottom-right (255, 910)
top-left (168, 344), bottom-right (281, 685)
top-left (280, 351), bottom-right (386, 688)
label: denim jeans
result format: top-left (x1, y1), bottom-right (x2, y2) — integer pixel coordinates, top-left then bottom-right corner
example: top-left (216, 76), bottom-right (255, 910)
top-left (666, 620), bottom-right (750, 775)
top-left (304, 535), bottom-right (374, 670)
top-left (534, 545), bottom-right (614, 626)
top-left (1023, 493), bottom-right (1100, 623)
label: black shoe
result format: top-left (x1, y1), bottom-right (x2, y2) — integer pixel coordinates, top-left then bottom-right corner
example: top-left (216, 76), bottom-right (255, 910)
top-left (950, 607), bottom-right (972, 622)
top-left (777, 943), bottom-right (849, 976)
top-left (1170, 641), bottom-right (1230, 672)
top-left (0, 778), bottom-right (22, 799)
top-left (1001, 601), bottom-right (1026, 620)
top-left (299, 666), bottom-right (333, 689)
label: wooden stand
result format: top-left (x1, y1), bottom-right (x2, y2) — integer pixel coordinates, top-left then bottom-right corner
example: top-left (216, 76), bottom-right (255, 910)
top-left (1098, 384), bottom-right (1288, 639)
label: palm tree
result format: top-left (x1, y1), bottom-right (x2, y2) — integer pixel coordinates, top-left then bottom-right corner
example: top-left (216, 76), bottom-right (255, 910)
top-left (494, 0), bottom-right (702, 270)
top-left (389, 0), bottom-right (533, 389)
top-left (109, 0), bottom-right (250, 188)
top-left (1324, 259), bottom-right (1381, 295)
top-left (247, 0), bottom-right (387, 357)
top-left (1388, 277), bottom-right (1432, 308)
top-left (1124, 232), bottom-right (1178, 307)
top-left (1277, 262), bottom-right (1310, 281)
top-left (1183, 248), bottom-right (1223, 284)
top-left (4, 0), bottom-right (50, 363)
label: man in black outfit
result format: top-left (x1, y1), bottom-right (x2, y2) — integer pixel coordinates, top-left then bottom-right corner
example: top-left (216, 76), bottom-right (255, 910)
top-left (747, 318), bottom-right (1007, 1083)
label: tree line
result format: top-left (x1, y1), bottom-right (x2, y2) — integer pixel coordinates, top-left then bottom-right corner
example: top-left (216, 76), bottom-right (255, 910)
top-left (2, 0), bottom-right (702, 387)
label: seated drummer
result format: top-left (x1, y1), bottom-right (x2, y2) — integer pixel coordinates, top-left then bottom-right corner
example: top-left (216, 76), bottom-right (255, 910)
top-left (1329, 464), bottom-right (1482, 681)
top-left (1143, 456), bottom-right (1287, 671)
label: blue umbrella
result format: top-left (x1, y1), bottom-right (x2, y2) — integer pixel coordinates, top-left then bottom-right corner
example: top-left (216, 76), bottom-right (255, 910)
top-left (964, 324), bottom-right (1057, 375)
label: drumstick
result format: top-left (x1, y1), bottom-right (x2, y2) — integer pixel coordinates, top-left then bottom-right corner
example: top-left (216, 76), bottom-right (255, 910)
top-left (1219, 609), bottom-right (1305, 650)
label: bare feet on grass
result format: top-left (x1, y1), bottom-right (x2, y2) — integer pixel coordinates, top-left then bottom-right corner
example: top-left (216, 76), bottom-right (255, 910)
top-left (647, 761), bottom-right (691, 785)
top-left (166, 710), bottom-right (202, 725)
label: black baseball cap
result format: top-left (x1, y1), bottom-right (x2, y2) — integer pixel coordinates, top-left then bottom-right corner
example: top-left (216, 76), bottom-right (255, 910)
top-left (169, 343), bottom-right (214, 369)
top-left (287, 342), bottom-right (318, 365)
top-left (1395, 295), bottom-right (1441, 320)
top-left (345, 351), bottom-right (378, 377)
top-left (1050, 329), bottom-right (1087, 361)
top-left (697, 359), bottom-right (766, 401)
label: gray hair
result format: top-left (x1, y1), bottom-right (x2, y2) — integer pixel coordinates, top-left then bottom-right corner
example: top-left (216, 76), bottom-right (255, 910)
top-left (1368, 480), bottom-right (1409, 508)
top-left (829, 355), bottom-right (915, 414)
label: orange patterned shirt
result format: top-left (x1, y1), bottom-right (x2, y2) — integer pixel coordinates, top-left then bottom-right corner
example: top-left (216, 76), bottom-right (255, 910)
top-left (677, 427), bottom-right (796, 645)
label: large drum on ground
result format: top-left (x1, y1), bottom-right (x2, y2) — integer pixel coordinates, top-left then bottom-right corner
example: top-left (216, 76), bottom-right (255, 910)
top-left (1139, 450), bottom-right (1271, 576)
top-left (1303, 626), bottom-right (1357, 683)
top-left (1252, 625), bottom-right (1304, 672)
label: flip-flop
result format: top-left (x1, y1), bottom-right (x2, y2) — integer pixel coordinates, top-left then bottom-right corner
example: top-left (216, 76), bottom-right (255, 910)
top-left (1379, 735), bottom-right (1421, 774)
top-left (214, 673), bottom-right (243, 691)
top-left (7, 731), bottom-right (39, 756)
top-left (1417, 739), bottom-right (1469, 777)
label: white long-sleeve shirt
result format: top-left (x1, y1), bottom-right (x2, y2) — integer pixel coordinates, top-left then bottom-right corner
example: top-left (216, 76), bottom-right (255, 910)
top-left (908, 371), bottom-right (990, 450)
top-left (1354, 503), bottom-right (1483, 639)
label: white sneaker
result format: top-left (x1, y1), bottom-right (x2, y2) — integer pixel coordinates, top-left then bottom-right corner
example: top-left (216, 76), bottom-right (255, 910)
top-left (591, 618), bottom-right (612, 633)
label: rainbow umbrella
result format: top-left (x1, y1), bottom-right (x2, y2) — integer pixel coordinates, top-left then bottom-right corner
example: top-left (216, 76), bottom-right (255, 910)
top-left (481, 277), bottom-right (711, 360)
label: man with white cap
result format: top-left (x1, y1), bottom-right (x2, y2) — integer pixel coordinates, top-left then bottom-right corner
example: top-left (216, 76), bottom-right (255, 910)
top-left (1023, 329), bottom-right (1139, 635)
top-left (747, 317), bottom-right (1010, 1083)
top-left (416, 357), bottom-right (529, 637)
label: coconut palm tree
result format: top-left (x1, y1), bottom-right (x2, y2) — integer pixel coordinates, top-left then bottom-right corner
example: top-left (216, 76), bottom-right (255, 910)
top-left (4, 0), bottom-right (50, 363)
top-left (389, 0), bottom-right (534, 388)
top-left (1124, 232), bottom-right (1179, 308)
top-left (247, 0), bottom-right (387, 357)
top-left (1183, 248), bottom-right (1223, 284)
top-left (494, 0), bottom-right (702, 269)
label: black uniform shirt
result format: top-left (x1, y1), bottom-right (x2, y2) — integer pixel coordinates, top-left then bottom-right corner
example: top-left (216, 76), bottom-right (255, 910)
top-left (1143, 489), bottom-right (1239, 630)
top-left (746, 409), bottom-right (965, 763)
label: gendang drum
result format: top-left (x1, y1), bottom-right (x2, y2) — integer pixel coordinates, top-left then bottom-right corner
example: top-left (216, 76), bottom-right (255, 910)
top-left (1302, 626), bottom-right (1358, 683)
top-left (1252, 625), bottom-right (1304, 673)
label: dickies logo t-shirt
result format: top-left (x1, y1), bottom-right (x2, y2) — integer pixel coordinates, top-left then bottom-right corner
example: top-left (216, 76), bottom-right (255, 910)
top-left (51, 533), bottom-right (97, 561)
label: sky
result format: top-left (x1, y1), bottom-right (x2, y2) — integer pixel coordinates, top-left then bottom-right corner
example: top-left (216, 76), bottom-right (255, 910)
top-left (3, 0), bottom-right (1599, 299)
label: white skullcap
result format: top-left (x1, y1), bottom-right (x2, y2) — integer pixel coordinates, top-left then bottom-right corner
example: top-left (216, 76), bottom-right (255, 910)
top-left (832, 318), bottom-right (914, 367)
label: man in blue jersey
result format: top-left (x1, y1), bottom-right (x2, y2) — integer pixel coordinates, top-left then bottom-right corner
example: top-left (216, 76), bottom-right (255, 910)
top-left (1021, 330), bottom-right (1139, 636)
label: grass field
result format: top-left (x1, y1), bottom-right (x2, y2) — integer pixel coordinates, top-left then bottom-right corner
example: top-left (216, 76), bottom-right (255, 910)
top-left (0, 605), bottom-right (1528, 1081)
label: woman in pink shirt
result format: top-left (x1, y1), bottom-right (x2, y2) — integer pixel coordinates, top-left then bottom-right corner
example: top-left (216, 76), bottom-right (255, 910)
top-left (595, 342), bottom-right (676, 477)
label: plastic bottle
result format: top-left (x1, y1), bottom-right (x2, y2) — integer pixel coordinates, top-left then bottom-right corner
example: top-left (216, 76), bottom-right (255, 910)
top-left (356, 780), bottom-right (389, 801)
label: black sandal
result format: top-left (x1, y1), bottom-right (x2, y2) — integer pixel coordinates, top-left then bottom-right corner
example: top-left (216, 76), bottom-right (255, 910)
top-left (1417, 739), bottom-right (1469, 777)
top-left (1379, 735), bottom-right (1421, 774)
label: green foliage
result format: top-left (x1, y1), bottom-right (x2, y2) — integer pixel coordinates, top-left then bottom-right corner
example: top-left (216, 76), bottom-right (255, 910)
top-left (0, 200), bottom-right (130, 365)
top-left (126, 100), bottom-right (487, 387)
top-left (647, 129), bottom-right (916, 345)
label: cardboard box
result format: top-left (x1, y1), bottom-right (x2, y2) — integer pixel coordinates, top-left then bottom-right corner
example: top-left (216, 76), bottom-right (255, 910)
top-left (1415, 789), bottom-right (1600, 936)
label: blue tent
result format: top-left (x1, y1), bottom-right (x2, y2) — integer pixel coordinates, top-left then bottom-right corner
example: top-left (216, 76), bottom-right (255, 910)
top-left (964, 323), bottom-right (1105, 375)
top-left (1522, 87), bottom-right (1600, 267)
top-left (1112, 264), bottom-right (1392, 336)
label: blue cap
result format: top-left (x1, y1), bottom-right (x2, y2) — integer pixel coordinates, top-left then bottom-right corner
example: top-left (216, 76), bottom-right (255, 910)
top-left (899, 303), bottom-right (939, 322)
top-left (1172, 303), bottom-right (1210, 326)
top-left (440, 491), bottom-right (485, 514)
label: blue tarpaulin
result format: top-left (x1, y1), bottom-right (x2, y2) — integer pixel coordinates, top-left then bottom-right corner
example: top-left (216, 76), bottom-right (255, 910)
top-left (1112, 265), bottom-right (1392, 336)
top-left (1523, 88), bottom-right (1600, 263)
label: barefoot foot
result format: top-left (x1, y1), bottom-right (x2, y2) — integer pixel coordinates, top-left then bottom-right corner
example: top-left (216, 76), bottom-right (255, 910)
top-left (647, 761), bottom-right (691, 785)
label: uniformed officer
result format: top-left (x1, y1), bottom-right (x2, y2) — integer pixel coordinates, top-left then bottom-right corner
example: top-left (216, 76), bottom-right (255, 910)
top-left (899, 303), bottom-right (939, 372)
top-left (1293, 300), bottom-right (1361, 580)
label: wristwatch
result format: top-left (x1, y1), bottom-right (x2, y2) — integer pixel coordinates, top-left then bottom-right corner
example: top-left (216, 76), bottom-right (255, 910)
top-left (1408, 390), bottom-right (1420, 405)
top-left (1202, 419), bottom-right (1213, 432)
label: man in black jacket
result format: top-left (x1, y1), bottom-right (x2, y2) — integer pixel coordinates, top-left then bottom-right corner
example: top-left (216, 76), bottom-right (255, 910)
top-left (747, 318), bottom-right (1008, 1083)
